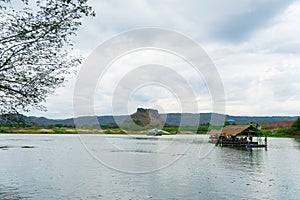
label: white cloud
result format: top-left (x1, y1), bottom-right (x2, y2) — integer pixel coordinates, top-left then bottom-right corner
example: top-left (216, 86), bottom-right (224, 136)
top-left (26, 0), bottom-right (300, 118)
top-left (205, 1), bottom-right (300, 116)
top-left (92, 50), bottom-right (210, 116)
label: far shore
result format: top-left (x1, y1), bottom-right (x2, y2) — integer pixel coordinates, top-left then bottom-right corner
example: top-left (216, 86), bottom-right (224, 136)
top-left (1, 122), bottom-right (300, 138)
top-left (1, 128), bottom-right (300, 138)
top-left (0, 128), bottom-right (191, 135)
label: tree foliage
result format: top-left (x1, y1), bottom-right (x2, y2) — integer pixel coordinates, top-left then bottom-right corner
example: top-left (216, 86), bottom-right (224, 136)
top-left (0, 0), bottom-right (95, 114)
top-left (292, 117), bottom-right (300, 130)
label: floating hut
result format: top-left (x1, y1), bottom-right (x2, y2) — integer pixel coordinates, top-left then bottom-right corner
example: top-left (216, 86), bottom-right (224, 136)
top-left (215, 123), bottom-right (267, 148)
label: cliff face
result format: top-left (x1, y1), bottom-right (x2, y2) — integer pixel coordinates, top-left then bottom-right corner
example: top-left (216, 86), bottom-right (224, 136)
top-left (123, 108), bottom-right (165, 128)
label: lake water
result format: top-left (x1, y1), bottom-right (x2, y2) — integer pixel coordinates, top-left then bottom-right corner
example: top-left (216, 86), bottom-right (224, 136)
top-left (1, 134), bottom-right (300, 199)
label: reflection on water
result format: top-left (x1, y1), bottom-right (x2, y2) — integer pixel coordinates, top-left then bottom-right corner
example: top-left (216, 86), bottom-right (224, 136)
top-left (294, 138), bottom-right (300, 142)
top-left (292, 138), bottom-right (300, 151)
top-left (0, 134), bottom-right (299, 199)
top-left (0, 184), bottom-right (26, 200)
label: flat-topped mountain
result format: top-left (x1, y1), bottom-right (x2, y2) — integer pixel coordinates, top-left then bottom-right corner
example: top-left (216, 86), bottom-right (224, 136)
top-left (123, 108), bottom-right (165, 127)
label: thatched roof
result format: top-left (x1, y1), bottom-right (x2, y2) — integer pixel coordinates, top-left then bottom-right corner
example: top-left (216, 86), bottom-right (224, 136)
top-left (220, 125), bottom-right (250, 137)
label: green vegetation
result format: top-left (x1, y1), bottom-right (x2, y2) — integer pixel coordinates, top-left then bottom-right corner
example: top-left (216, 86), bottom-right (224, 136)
top-left (260, 118), bottom-right (300, 138)
top-left (261, 127), bottom-right (299, 138)
top-left (162, 124), bottom-right (212, 134)
top-left (292, 117), bottom-right (300, 131)
top-left (1, 118), bottom-right (300, 137)
top-left (0, 123), bottom-right (133, 134)
top-left (53, 127), bottom-right (67, 134)
top-left (133, 119), bottom-right (143, 126)
top-left (0, 123), bottom-right (209, 135)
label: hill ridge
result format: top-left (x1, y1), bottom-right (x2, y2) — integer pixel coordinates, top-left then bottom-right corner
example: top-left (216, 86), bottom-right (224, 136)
top-left (1, 112), bottom-right (297, 126)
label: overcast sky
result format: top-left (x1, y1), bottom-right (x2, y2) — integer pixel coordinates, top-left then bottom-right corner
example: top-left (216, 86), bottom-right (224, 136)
top-left (27, 0), bottom-right (300, 118)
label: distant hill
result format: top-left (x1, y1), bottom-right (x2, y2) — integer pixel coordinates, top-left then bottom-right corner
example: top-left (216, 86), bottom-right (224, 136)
top-left (1, 112), bottom-right (298, 127)
top-left (161, 113), bottom-right (298, 126)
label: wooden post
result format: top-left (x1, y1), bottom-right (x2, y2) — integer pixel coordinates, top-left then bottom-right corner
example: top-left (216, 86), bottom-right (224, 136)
top-left (265, 136), bottom-right (267, 146)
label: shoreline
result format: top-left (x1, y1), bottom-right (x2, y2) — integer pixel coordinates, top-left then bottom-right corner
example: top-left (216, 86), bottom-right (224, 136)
top-left (1, 131), bottom-right (300, 138)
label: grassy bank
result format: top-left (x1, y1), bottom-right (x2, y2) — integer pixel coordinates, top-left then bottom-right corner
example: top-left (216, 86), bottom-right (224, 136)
top-left (0, 124), bottom-right (210, 135)
top-left (0, 126), bottom-right (126, 134)
top-left (162, 124), bottom-right (209, 134)
top-left (1, 124), bottom-right (300, 138)
top-left (261, 127), bottom-right (300, 138)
